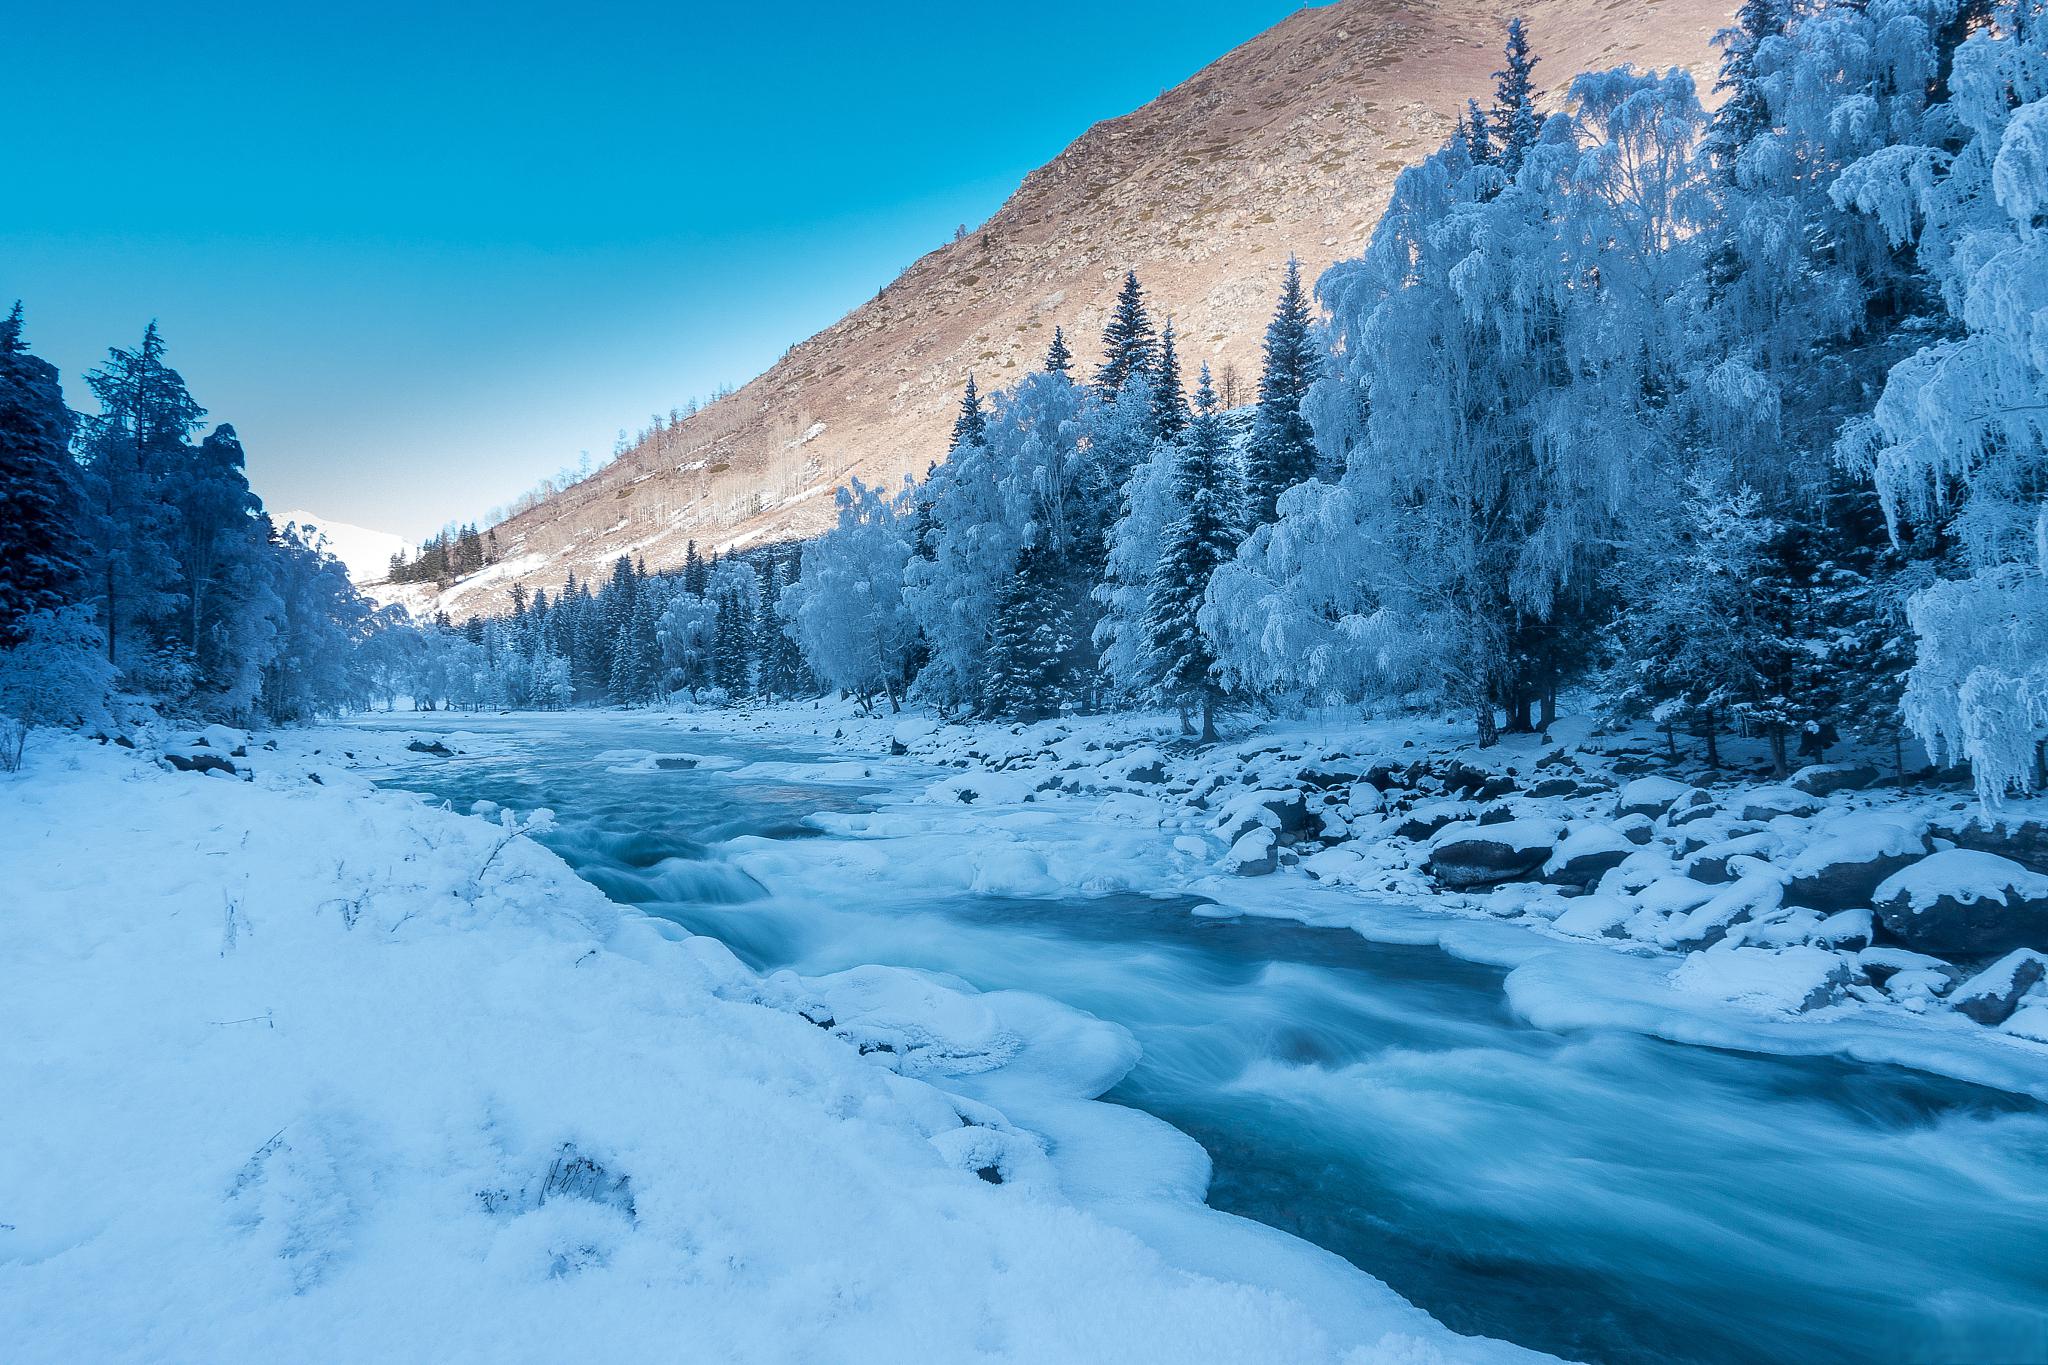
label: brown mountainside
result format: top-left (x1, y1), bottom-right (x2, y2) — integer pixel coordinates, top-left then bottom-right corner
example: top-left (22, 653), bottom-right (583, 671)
top-left (416, 0), bottom-right (1730, 619)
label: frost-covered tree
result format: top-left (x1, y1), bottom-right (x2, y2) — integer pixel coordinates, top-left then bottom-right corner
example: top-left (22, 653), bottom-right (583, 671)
top-left (0, 606), bottom-right (116, 772)
top-left (1146, 367), bottom-right (1239, 740)
top-left (782, 479), bottom-right (919, 711)
top-left (656, 591), bottom-right (718, 696)
top-left (1835, 3), bottom-right (2048, 796)
top-left (905, 371), bottom-right (1096, 706)
top-left (1095, 271), bottom-right (1159, 397)
top-left (1242, 259), bottom-right (1323, 529)
top-left (75, 322), bottom-right (204, 676)
top-left (0, 305), bottom-right (85, 644)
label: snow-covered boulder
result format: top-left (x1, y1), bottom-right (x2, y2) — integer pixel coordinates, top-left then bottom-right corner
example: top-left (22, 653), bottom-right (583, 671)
top-left (1813, 908), bottom-right (1875, 952)
top-left (1661, 872), bottom-right (1785, 949)
top-left (1949, 950), bottom-right (2048, 1027)
top-left (1425, 818), bottom-right (1559, 889)
top-left (1873, 850), bottom-right (2048, 955)
top-left (1929, 816), bottom-right (2048, 875)
top-left (1671, 945), bottom-right (1851, 1014)
top-left (1224, 827), bottom-right (1277, 877)
top-left (1789, 764), bottom-right (1877, 797)
top-left (1682, 831), bottom-right (1783, 885)
top-left (1739, 786), bottom-right (1823, 821)
top-left (1614, 775), bottom-right (1697, 821)
top-left (1778, 818), bottom-right (1928, 912)
top-left (1541, 824), bottom-right (1635, 889)
top-left (1551, 894), bottom-right (1637, 940)
top-left (1214, 789), bottom-right (1312, 846)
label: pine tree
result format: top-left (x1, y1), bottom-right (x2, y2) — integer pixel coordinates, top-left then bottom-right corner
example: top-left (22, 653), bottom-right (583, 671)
top-left (979, 545), bottom-right (1077, 721)
top-left (1044, 326), bottom-right (1073, 375)
top-left (76, 321), bottom-right (207, 671)
top-left (1243, 259), bottom-right (1322, 529)
top-left (1145, 366), bottom-right (1238, 742)
top-left (1151, 320), bottom-right (1188, 443)
top-left (950, 375), bottom-right (988, 451)
top-left (683, 540), bottom-right (707, 597)
top-left (1491, 18), bottom-right (1541, 176)
top-left (1705, 0), bottom-right (1783, 176)
top-left (713, 588), bottom-right (753, 698)
top-left (1095, 271), bottom-right (1159, 397)
top-left (0, 304), bottom-right (86, 644)
top-left (1465, 98), bottom-right (1495, 165)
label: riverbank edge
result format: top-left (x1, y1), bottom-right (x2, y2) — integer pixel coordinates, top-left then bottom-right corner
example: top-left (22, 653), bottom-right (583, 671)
top-left (0, 719), bottom-right (1542, 1365)
top-left (643, 697), bottom-right (2048, 1101)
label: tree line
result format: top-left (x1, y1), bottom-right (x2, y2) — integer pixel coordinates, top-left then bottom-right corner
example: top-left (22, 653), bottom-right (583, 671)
top-left (774, 0), bottom-right (2047, 797)
top-left (0, 314), bottom-right (371, 765)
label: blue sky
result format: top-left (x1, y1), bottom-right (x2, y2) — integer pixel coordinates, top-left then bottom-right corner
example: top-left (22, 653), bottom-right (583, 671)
top-left (1, 1), bottom-right (1311, 538)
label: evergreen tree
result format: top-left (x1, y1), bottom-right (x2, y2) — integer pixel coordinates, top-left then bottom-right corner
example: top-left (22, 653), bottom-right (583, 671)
top-left (173, 425), bottom-right (281, 717)
top-left (1243, 259), bottom-right (1322, 529)
top-left (1150, 321), bottom-right (1188, 443)
top-left (713, 588), bottom-right (753, 698)
top-left (682, 540), bottom-right (707, 598)
top-left (950, 375), bottom-right (988, 451)
top-left (1464, 98), bottom-right (1495, 165)
top-left (76, 321), bottom-right (207, 673)
top-left (1095, 271), bottom-right (1159, 397)
top-left (1044, 326), bottom-right (1073, 375)
top-left (979, 545), bottom-right (1077, 721)
top-left (1145, 367), bottom-right (1238, 741)
top-left (1705, 0), bottom-right (1783, 176)
top-left (0, 304), bottom-right (86, 644)
top-left (1491, 18), bottom-right (1541, 175)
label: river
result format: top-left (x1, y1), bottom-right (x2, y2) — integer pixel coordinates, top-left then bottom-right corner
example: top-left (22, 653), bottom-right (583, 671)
top-left (361, 711), bottom-right (2048, 1365)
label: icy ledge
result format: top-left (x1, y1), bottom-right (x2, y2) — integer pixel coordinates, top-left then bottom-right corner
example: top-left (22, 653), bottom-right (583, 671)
top-left (0, 728), bottom-right (1538, 1365)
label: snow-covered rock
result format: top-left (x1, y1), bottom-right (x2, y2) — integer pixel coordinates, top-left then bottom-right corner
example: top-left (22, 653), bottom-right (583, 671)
top-left (1950, 950), bottom-right (2048, 1027)
top-left (1425, 818), bottom-right (1560, 889)
top-left (1778, 818), bottom-right (1928, 912)
top-left (1224, 827), bottom-right (1278, 876)
top-left (1614, 776), bottom-right (1696, 821)
top-left (1670, 945), bottom-right (1851, 1014)
top-left (1873, 850), bottom-right (2048, 955)
top-left (1789, 764), bottom-right (1876, 797)
top-left (1541, 823), bottom-right (1635, 889)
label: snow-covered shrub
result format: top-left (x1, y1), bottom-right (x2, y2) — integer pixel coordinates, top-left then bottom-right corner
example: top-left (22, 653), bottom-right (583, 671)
top-left (0, 606), bottom-right (117, 772)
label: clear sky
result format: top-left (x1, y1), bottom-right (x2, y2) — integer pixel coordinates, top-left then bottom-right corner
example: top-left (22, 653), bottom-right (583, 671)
top-left (1, 1), bottom-right (1312, 539)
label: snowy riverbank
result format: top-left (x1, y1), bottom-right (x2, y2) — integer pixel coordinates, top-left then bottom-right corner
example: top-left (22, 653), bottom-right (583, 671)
top-left (668, 698), bottom-right (2048, 1100)
top-left (0, 724), bottom-right (1540, 1364)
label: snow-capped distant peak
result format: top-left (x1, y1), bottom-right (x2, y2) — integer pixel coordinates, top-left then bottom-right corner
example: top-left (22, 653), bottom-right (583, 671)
top-left (276, 510), bottom-right (414, 584)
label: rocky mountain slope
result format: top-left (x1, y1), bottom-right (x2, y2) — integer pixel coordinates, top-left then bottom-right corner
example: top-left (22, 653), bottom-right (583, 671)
top-left (429, 0), bottom-right (1732, 617)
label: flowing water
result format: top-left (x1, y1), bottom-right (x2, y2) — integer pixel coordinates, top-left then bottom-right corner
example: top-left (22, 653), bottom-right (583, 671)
top-left (364, 713), bottom-right (2048, 1365)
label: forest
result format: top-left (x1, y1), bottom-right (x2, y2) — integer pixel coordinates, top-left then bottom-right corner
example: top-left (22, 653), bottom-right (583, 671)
top-left (2, 0), bottom-right (2042, 804)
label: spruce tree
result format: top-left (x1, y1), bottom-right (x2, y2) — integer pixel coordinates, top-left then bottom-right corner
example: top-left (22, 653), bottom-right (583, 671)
top-left (713, 588), bottom-right (752, 698)
top-left (950, 375), bottom-right (988, 451)
top-left (0, 304), bottom-right (86, 644)
top-left (1705, 0), bottom-right (1782, 176)
top-left (979, 545), bottom-right (1076, 721)
top-left (1243, 258), bottom-right (1323, 529)
top-left (1095, 271), bottom-right (1159, 397)
top-left (1491, 19), bottom-right (1541, 176)
top-left (1044, 326), bottom-right (1073, 375)
top-left (683, 540), bottom-right (707, 597)
top-left (1151, 320), bottom-right (1188, 443)
top-left (1465, 99), bottom-right (1495, 165)
top-left (1145, 366), bottom-right (1238, 742)
top-left (76, 321), bottom-right (207, 670)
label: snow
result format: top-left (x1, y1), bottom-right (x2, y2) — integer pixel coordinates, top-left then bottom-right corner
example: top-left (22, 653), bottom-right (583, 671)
top-left (276, 510), bottom-right (414, 585)
top-left (1874, 849), bottom-right (2048, 913)
top-left (1670, 946), bottom-right (1849, 1015)
top-left (1, 728), bottom-right (1532, 1365)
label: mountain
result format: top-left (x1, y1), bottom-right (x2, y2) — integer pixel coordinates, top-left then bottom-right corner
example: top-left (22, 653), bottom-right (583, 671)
top-left (277, 511), bottom-right (414, 585)
top-left (437, 0), bottom-right (1733, 618)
